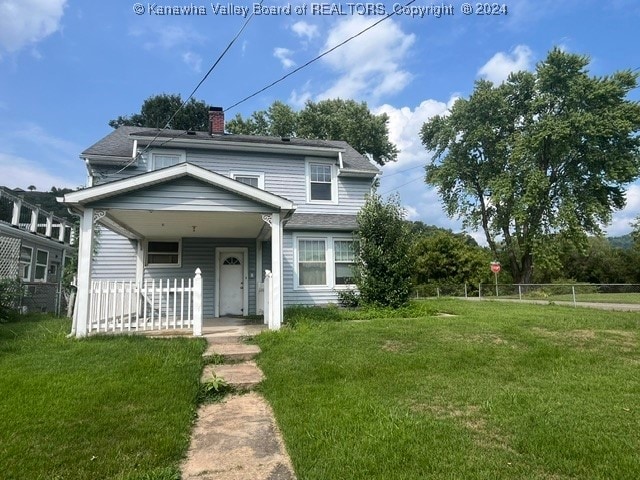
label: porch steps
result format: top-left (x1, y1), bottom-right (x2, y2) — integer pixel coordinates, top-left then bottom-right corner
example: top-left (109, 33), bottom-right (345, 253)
top-left (203, 342), bottom-right (261, 362)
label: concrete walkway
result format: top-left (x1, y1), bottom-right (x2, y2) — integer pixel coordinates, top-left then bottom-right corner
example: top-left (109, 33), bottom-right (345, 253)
top-left (181, 325), bottom-right (296, 480)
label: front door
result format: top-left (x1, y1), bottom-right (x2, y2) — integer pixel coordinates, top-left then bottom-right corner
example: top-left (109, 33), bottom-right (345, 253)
top-left (219, 252), bottom-right (244, 316)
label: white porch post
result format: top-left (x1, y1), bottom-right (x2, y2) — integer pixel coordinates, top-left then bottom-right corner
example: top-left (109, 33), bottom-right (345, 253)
top-left (193, 268), bottom-right (203, 336)
top-left (75, 207), bottom-right (95, 337)
top-left (11, 198), bottom-right (21, 226)
top-left (270, 212), bottom-right (283, 329)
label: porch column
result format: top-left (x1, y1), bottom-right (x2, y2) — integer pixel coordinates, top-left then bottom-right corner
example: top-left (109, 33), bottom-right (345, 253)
top-left (270, 213), bottom-right (283, 329)
top-left (75, 207), bottom-right (95, 337)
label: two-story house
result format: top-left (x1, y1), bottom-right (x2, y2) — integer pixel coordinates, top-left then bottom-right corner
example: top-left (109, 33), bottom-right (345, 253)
top-left (63, 107), bottom-right (379, 337)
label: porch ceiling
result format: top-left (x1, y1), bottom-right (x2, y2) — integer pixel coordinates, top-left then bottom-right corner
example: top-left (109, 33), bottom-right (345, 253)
top-left (107, 210), bottom-right (269, 239)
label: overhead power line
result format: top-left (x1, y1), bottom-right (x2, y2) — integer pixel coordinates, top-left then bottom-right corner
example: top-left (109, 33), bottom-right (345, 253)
top-left (102, 1), bottom-right (264, 177)
top-left (224, 0), bottom-right (417, 112)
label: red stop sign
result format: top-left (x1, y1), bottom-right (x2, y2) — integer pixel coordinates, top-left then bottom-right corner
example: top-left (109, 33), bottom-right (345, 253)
top-left (490, 262), bottom-right (501, 274)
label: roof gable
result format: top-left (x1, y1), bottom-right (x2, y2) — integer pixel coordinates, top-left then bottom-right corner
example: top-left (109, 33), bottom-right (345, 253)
top-left (64, 162), bottom-right (295, 211)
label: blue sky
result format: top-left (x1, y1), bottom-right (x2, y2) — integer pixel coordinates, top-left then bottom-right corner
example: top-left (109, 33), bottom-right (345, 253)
top-left (1, 0), bottom-right (639, 241)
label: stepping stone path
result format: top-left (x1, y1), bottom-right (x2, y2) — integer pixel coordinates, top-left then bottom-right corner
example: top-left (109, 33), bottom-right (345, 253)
top-left (182, 330), bottom-right (296, 480)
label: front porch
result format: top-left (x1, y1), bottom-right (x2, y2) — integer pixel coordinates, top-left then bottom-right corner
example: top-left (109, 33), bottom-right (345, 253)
top-left (63, 163), bottom-right (294, 338)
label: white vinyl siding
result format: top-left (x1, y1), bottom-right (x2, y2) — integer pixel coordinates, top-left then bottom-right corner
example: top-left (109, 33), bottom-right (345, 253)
top-left (146, 240), bottom-right (181, 267)
top-left (34, 249), bottom-right (48, 282)
top-left (20, 246), bottom-right (32, 281)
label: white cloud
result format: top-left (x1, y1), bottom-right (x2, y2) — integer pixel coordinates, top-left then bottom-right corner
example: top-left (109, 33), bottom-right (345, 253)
top-left (291, 21), bottom-right (318, 41)
top-left (288, 87), bottom-right (312, 108)
top-left (374, 97), bottom-right (481, 237)
top-left (0, 0), bottom-right (67, 55)
top-left (0, 122), bottom-right (85, 190)
top-left (478, 45), bottom-right (533, 84)
top-left (317, 17), bottom-right (415, 101)
top-left (606, 183), bottom-right (640, 236)
top-left (0, 152), bottom-right (82, 190)
top-left (130, 24), bottom-right (203, 50)
top-left (182, 51), bottom-right (202, 72)
top-left (376, 98), bottom-right (453, 173)
top-left (273, 47), bottom-right (296, 69)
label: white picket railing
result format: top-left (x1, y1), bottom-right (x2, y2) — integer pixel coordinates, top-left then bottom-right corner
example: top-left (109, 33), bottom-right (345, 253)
top-left (87, 268), bottom-right (203, 335)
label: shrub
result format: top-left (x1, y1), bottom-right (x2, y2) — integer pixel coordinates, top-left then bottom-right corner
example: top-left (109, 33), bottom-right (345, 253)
top-left (0, 278), bottom-right (23, 322)
top-left (336, 288), bottom-right (360, 308)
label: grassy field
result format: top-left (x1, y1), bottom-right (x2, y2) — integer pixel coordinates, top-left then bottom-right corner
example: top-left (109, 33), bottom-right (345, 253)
top-left (0, 315), bottom-right (205, 480)
top-left (544, 292), bottom-right (640, 304)
top-left (257, 300), bottom-right (640, 480)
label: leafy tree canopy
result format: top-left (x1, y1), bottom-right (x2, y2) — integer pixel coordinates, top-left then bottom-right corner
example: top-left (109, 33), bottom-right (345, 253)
top-left (109, 94), bottom-right (210, 131)
top-left (412, 230), bottom-right (492, 286)
top-left (421, 48), bottom-right (640, 283)
top-left (226, 99), bottom-right (398, 165)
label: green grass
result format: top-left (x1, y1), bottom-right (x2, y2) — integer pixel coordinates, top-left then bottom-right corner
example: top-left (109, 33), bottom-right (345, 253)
top-left (0, 314), bottom-right (206, 480)
top-left (256, 299), bottom-right (640, 479)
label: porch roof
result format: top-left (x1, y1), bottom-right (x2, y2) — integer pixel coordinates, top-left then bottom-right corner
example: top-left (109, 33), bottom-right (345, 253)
top-left (63, 162), bottom-right (295, 211)
top-left (62, 163), bottom-right (295, 240)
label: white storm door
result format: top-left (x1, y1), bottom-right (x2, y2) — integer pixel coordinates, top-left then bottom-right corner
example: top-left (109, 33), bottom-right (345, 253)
top-left (219, 252), bottom-right (245, 315)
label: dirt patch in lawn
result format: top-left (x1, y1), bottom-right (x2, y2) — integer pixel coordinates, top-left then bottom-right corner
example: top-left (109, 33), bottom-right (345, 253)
top-left (532, 327), bottom-right (637, 351)
top-left (410, 402), bottom-right (514, 453)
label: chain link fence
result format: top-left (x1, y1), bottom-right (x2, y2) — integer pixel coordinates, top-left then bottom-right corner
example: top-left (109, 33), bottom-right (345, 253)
top-left (414, 283), bottom-right (640, 306)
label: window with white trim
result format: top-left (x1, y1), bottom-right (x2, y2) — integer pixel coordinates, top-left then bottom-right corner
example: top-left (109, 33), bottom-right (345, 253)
top-left (146, 240), bottom-right (181, 266)
top-left (295, 236), bottom-right (357, 289)
top-left (307, 161), bottom-right (337, 203)
top-left (19, 246), bottom-right (32, 281)
top-left (34, 249), bottom-right (48, 282)
top-left (298, 239), bottom-right (327, 286)
top-left (334, 240), bottom-right (355, 285)
top-left (147, 150), bottom-right (185, 171)
top-left (230, 171), bottom-right (265, 189)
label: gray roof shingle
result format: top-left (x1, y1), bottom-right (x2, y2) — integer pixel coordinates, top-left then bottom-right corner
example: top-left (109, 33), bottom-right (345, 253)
top-left (284, 213), bottom-right (358, 231)
top-left (81, 127), bottom-right (380, 175)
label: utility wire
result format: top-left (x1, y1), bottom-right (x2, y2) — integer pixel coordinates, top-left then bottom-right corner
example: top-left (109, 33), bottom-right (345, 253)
top-left (103, 1), bottom-right (264, 178)
top-left (225, 0), bottom-right (417, 112)
top-left (379, 175), bottom-right (424, 195)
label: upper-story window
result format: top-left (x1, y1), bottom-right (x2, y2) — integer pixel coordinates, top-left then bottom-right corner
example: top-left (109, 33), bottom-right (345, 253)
top-left (147, 150), bottom-right (186, 171)
top-left (306, 160), bottom-right (337, 204)
top-left (230, 171), bottom-right (265, 190)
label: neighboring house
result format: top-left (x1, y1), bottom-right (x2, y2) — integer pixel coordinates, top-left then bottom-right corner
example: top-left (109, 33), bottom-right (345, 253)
top-left (0, 187), bottom-right (75, 313)
top-left (63, 107), bottom-right (379, 336)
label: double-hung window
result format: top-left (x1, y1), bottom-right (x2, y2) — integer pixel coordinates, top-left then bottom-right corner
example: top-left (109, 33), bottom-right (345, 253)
top-left (298, 239), bottom-right (327, 286)
top-left (307, 162), bottom-right (336, 203)
top-left (34, 249), bottom-right (48, 282)
top-left (295, 236), bottom-right (357, 289)
top-left (19, 246), bottom-right (32, 281)
top-left (334, 240), bottom-right (355, 285)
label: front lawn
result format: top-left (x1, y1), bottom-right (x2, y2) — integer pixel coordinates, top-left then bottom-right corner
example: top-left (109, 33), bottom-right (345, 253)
top-left (0, 315), bottom-right (205, 480)
top-left (256, 300), bottom-right (640, 479)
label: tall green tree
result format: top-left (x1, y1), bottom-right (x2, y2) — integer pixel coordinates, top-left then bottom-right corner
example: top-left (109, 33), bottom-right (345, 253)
top-left (353, 194), bottom-right (414, 307)
top-left (421, 49), bottom-right (640, 283)
top-left (412, 231), bottom-right (491, 286)
top-left (109, 94), bottom-right (210, 131)
top-left (226, 99), bottom-right (398, 165)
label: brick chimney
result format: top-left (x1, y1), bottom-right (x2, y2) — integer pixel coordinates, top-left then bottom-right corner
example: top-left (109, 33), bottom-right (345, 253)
top-left (209, 107), bottom-right (224, 135)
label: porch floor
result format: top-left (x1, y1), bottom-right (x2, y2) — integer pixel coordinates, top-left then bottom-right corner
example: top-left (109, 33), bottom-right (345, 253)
top-left (139, 317), bottom-right (266, 337)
